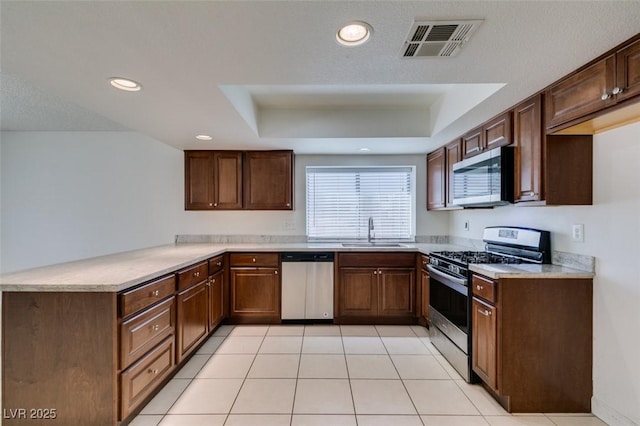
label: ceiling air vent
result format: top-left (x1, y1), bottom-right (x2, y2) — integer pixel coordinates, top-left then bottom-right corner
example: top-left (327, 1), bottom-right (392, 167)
top-left (402, 20), bottom-right (483, 58)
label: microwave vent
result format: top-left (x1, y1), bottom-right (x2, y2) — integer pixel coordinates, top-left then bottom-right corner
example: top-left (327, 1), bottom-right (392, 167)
top-left (402, 20), bottom-right (483, 58)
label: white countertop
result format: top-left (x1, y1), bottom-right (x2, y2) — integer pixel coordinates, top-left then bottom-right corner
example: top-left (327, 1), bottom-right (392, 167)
top-left (469, 263), bottom-right (594, 279)
top-left (0, 242), bottom-right (468, 292)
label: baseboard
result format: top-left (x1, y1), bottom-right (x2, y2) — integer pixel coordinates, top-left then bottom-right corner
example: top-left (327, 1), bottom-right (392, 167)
top-left (592, 396), bottom-right (639, 426)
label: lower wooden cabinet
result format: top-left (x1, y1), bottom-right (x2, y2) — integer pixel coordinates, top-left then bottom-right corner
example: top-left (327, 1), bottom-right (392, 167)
top-left (176, 281), bottom-right (209, 363)
top-left (230, 267), bottom-right (281, 323)
top-left (420, 257), bottom-right (430, 323)
top-left (120, 336), bottom-right (175, 420)
top-left (208, 269), bottom-right (224, 330)
top-left (472, 297), bottom-right (498, 390)
top-left (337, 253), bottom-right (416, 323)
top-left (470, 273), bottom-right (593, 413)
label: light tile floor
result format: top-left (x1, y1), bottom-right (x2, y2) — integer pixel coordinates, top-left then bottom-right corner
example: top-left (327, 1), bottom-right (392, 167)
top-left (131, 325), bottom-right (607, 426)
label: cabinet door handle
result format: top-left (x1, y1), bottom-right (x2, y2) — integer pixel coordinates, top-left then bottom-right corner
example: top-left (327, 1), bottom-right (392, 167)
top-left (612, 87), bottom-right (624, 95)
top-left (478, 308), bottom-right (491, 316)
top-left (209, 203), bottom-right (213, 207)
top-left (373, 270), bottom-right (378, 275)
top-left (601, 92), bottom-right (611, 101)
top-left (151, 290), bottom-right (160, 297)
top-left (214, 203), bottom-right (218, 207)
top-left (274, 270), bottom-right (278, 275)
top-left (286, 203), bottom-right (291, 207)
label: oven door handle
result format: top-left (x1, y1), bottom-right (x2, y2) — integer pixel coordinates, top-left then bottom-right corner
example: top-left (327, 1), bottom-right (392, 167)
top-left (427, 265), bottom-right (468, 287)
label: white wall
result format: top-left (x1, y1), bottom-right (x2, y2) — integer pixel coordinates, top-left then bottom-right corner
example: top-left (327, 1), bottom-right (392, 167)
top-left (449, 122), bottom-right (640, 426)
top-left (0, 131), bottom-right (183, 273)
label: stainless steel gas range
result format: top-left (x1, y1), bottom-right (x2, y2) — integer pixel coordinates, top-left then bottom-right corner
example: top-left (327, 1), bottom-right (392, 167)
top-left (428, 226), bottom-right (551, 382)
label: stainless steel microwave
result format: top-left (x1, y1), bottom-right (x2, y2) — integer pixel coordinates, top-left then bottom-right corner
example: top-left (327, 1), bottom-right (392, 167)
top-left (452, 146), bottom-right (514, 207)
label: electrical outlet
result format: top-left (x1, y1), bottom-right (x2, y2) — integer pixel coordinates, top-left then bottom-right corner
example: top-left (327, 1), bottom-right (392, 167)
top-left (572, 224), bottom-right (584, 242)
top-left (464, 220), bottom-right (470, 231)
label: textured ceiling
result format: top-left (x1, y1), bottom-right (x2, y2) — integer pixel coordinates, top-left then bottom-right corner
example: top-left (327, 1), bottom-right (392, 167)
top-left (1, 1), bottom-right (639, 154)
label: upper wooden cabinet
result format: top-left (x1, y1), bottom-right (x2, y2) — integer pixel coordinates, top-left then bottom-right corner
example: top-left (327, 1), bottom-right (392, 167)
top-left (244, 151), bottom-right (293, 210)
top-left (546, 36), bottom-right (640, 129)
top-left (514, 94), bottom-right (593, 205)
top-left (184, 150), bottom-right (293, 211)
top-left (184, 151), bottom-right (242, 210)
top-left (426, 139), bottom-right (462, 211)
top-left (462, 112), bottom-right (512, 159)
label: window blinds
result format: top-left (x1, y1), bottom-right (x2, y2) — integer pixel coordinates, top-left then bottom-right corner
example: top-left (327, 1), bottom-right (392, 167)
top-left (306, 166), bottom-right (415, 241)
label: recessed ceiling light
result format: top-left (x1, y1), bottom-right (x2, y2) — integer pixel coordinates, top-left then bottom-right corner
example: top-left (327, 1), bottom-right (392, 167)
top-left (109, 77), bottom-right (142, 92)
top-left (359, 147), bottom-right (371, 152)
top-left (337, 21), bottom-right (372, 46)
top-left (195, 134), bottom-right (213, 141)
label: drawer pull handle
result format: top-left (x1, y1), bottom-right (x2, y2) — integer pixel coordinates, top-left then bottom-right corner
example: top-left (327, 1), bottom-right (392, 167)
top-left (152, 324), bottom-right (160, 332)
top-left (151, 290), bottom-right (160, 297)
top-left (252, 258), bottom-right (256, 262)
top-left (476, 285), bottom-right (483, 290)
top-left (478, 308), bottom-right (491, 317)
top-left (194, 271), bottom-right (200, 277)
top-left (148, 368), bottom-right (159, 375)
top-left (216, 261), bottom-right (222, 267)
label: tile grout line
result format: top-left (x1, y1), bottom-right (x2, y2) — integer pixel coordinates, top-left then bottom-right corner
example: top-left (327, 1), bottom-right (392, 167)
top-left (341, 325), bottom-right (360, 425)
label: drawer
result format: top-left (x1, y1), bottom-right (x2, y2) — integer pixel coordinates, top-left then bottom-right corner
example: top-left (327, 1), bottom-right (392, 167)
top-left (209, 254), bottom-right (226, 275)
top-left (120, 336), bottom-right (175, 420)
top-left (338, 252), bottom-right (416, 268)
top-left (177, 261), bottom-right (208, 291)
top-left (229, 253), bottom-right (279, 267)
top-left (119, 275), bottom-right (175, 318)
top-left (120, 297), bottom-right (175, 369)
top-left (472, 274), bottom-right (497, 304)
top-left (419, 255), bottom-right (429, 271)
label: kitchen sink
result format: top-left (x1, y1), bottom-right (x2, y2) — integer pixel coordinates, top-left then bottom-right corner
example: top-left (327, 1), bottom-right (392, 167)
top-left (341, 243), bottom-right (408, 248)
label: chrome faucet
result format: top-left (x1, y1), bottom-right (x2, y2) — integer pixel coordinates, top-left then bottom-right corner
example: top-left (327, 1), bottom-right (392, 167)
top-left (368, 217), bottom-right (375, 243)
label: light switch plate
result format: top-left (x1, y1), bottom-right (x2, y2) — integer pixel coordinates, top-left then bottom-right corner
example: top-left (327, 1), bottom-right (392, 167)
top-left (572, 224), bottom-right (584, 242)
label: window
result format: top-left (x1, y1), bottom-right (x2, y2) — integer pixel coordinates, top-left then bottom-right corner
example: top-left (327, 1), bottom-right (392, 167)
top-left (306, 166), bottom-right (416, 241)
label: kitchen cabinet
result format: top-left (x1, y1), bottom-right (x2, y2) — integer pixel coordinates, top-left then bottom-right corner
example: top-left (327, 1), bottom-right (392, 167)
top-left (207, 255), bottom-right (225, 331)
top-left (462, 112), bottom-right (512, 159)
top-left (229, 253), bottom-right (281, 323)
top-left (470, 273), bottom-right (593, 413)
top-left (244, 150), bottom-right (293, 210)
top-left (513, 94), bottom-right (593, 205)
top-left (176, 262), bottom-right (209, 363)
top-left (184, 150), bottom-right (243, 210)
top-left (545, 37), bottom-right (640, 129)
top-left (337, 253), bottom-right (416, 324)
top-left (426, 139), bottom-right (462, 211)
top-left (419, 255), bottom-right (429, 324)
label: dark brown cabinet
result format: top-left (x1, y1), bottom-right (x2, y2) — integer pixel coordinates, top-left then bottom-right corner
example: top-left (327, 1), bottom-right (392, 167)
top-left (337, 253), bottom-right (416, 323)
top-left (419, 255), bottom-right (429, 324)
top-left (462, 112), bottom-right (512, 159)
top-left (244, 150), bottom-right (293, 210)
top-left (207, 255), bottom-right (225, 331)
top-left (546, 37), bottom-right (640, 129)
top-left (470, 273), bottom-right (593, 413)
top-left (176, 262), bottom-right (209, 363)
top-left (184, 151), bottom-right (243, 210)
top-left (427, 139), bottom-right (462, 211)
top-left (229, 253), bottom-right (281, 323)
top-left (185, 150), bottom-right (293, 211)
top-left (514, 94), bottom-right (593, 205)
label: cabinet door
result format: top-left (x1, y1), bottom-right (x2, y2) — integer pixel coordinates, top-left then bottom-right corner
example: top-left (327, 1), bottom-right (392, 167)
top-left (462, 125), bottom-right (484, 158)
top-left (244, 151), bottom-right (293, 210)
top-left (378, 268), bottom-right (415, 317)
top-left (426, 148), bottom-right (446, 210)
top-left (472, 298), bottom-right (498, 391)
top-left (445, 140), bottom-right (462, 207)
top-left (208, 269), bottom-right (224, 331)
top-left (616, 38), bottom-right (640, 102)
top-left (176, 281), bottom-right (208, 362)
top-left (230, 267), bottom-right (281, 321)
top-left (184, 151), bottom-right (214, 210)
top-left (545, 55), bottom-right (616, 128)
top-left (338, 267), bottom-right (377, 317)
top-left (421, 268), bottom-right (430, 322)
top-left (513, 94), bottom-right (543, 203)
top-left (213, 152), bottom-right (243, 209)
top-left (484, 112), bottom-right (512, 151)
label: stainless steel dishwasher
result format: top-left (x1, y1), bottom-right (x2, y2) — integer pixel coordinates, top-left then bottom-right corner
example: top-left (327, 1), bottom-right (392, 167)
top-left (281, 252), bottom-right (334, 320)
